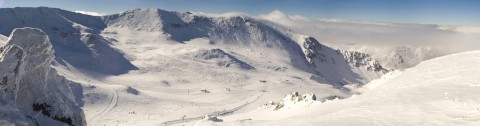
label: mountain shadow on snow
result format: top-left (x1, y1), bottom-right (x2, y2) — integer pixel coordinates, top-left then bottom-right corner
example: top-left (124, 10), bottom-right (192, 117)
top-left (0, 7), bottom-right (137, 75)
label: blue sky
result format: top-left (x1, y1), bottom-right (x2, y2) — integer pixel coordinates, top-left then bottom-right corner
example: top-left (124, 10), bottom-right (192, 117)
top-left (2, 0), bottom-right (480, 26)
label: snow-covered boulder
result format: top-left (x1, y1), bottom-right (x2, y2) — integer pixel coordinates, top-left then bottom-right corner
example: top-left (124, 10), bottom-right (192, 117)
top-left (0, 28), bottom-right (85, 126)
top-left (270, 92), bottom-right (317, 110)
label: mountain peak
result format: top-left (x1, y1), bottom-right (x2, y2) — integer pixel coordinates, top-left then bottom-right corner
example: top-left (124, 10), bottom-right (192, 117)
top-left (0, 27), bottom-right (86, 126)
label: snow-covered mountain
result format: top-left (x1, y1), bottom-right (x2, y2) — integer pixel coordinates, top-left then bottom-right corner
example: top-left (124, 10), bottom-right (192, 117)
top-left (0, 7), bottom-right (450, 126)
top-left (208, 50), bottom-right (480, 126)
top-left (299, 36), bottom-right (387, 84)
top-left (0, 7), bottom-right (387, 84)
top-left (100, 8), bottom-right (387, 85)
top-left (0, 28), bottom-right (85, 126)
top-left (338, 45), bottom-right (442, 70)
top-left (0, 7), bottom-right (137, 75)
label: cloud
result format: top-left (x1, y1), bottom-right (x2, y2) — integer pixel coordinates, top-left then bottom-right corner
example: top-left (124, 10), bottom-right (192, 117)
top-left (74, 10), bottom-right (106, 16)
top-left (437, 25), bottom-right (480, 34)
top-left (258, 10), bottom-right (309, 27)
top-left (195, 11), bottom-right (249, 18)
top-left (258, 10), bottom-right (480, 54)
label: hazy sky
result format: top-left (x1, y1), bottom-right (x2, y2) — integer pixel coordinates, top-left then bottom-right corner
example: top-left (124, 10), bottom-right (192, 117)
top-left (2, 0), bottom-right (480, 26)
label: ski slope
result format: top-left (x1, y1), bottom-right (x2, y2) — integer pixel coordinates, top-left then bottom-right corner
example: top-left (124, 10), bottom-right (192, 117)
top-left (198, 50), bottom-right (480, 126)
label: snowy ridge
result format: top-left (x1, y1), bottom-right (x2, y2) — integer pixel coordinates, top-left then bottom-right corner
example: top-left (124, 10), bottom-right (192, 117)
top-left (340, 45), bottom-right (442, 70)
top-left (298, 36), bottom-right (387, 84)
top-left (0, 7), bottom-right (390, 85)
top-left (103, 8), bottom-right (302, 50)
top-left (0, 7), bottom-right (137, 75)
top-left (102, 8), bottom-right (388, 84)
top-left (0, 28), bottom-right (85, 126)
top-left (102, 8), bottom-right (166, 32)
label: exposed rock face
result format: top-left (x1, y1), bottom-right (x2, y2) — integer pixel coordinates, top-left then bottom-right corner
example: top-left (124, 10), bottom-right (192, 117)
top-left (301, 36), bottom-right (387, 84)
top-left (344, 45), bottom-right (441, 70)
top-left (0, 45), bottom-right (25, 101)
top-left (271, 92), bottom-right (317, 110)
top-left (340, 50), bottom-right (387, 72)
top-left (303, 37), bottom-right (324, 64)
top-left (0, 28), bottom-right (85, 126)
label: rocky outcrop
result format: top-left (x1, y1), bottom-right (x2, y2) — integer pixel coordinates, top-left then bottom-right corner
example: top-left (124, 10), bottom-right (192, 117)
top-left (303, 37), bottom-right (325, 65)
top-left (301, 36), bottom-right (387, 84)
top-left (0, 28), bottom-right (85, 126)
top-left (339, 50), bottom-right (387, 72)
top-left (267, 92), bottom-right (317, 110)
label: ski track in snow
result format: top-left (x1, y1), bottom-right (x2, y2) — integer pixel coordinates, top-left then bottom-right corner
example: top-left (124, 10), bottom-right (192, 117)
top-left (88, 85), bottom-right (119, 126)
top-left (160, 92), bottom-right (265, 126)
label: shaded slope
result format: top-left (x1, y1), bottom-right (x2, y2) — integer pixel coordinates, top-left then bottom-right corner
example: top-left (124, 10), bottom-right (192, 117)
top-left (0, 7), bottom-right (137, 75)
top-left (0, 28), bottom-right (85, 126)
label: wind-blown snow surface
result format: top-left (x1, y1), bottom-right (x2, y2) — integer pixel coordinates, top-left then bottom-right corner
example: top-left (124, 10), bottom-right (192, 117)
top-left (202, 50), bottom-right (480, 126)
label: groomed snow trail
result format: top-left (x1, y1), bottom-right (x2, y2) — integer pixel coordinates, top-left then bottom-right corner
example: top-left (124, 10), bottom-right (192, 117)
top-left (160, 92), bottom-right (264, 126)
